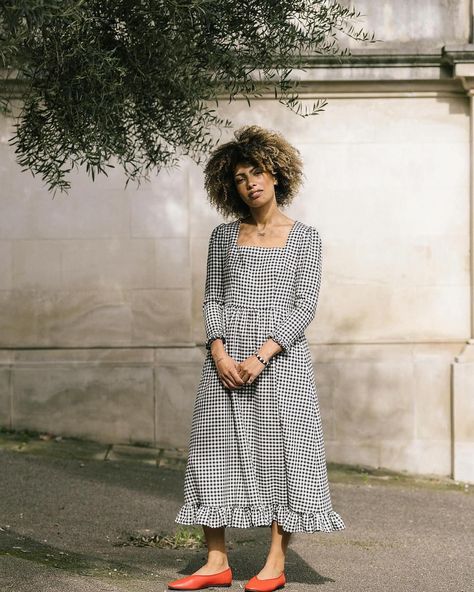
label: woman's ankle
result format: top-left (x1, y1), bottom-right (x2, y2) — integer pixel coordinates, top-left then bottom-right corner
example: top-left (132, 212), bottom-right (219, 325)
top-left (206, 556), bottom-right (230, 569)
top-left (264, 556), bottom-right (285, 570)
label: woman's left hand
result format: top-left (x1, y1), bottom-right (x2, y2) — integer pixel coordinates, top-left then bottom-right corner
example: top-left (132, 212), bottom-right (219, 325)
top-left (236, 355), bottom-right (267, 385)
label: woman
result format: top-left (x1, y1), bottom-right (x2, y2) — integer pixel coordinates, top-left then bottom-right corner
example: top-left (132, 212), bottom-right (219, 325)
top-left (168, 125), bottom-right (345, 592)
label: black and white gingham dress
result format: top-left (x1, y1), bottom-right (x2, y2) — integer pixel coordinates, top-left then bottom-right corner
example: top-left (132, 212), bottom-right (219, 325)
top-left (175, 219), bottom-right (345, 533)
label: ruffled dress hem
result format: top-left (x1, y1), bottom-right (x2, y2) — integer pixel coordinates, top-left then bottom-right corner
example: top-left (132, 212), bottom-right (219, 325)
top-left (174, 502), bottom-right (345, 533)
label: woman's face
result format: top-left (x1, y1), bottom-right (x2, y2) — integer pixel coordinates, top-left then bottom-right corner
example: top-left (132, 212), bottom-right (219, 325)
top-left (233, 162), bottom-right (277, 208)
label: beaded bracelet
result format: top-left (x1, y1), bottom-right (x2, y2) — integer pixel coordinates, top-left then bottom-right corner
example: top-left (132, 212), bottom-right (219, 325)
top-left (254, 352), bottom-right (269, 366)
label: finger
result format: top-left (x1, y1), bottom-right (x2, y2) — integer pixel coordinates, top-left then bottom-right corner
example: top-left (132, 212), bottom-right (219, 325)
top-left (218, 373), bottom-right (231, 388)
top-left (222, 375), bottom-right (236, 389)
top-left (226, 378), bottom-right (243, 390)
top-left (225, 375), bottom-right (243, 390)
top-left (231, 369), bottom-right (245, 384)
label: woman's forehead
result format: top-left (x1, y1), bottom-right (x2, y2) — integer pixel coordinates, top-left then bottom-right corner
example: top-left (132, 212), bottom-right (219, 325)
top-left (233, 161), bottom-right (262, 175)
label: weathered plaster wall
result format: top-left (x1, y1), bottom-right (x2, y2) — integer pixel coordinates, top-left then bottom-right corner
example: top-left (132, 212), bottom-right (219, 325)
top-left (1, 0), bottom-right (473, 482)
top-left (338, 0), bottom-right (471, 49)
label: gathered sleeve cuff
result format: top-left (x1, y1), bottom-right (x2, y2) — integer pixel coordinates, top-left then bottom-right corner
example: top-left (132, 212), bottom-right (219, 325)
top-left (202, 223), bottom-right (227, 350)
top-left (267, 226), bottom-right (322, 353)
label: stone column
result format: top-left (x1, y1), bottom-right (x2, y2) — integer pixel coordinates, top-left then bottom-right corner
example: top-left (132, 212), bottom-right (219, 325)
top-left (444, 46), bottom-right (474, 483)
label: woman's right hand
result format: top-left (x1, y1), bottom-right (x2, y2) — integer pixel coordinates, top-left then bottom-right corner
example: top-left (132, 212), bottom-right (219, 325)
top-left (214, 354), bottom-right (246, 391)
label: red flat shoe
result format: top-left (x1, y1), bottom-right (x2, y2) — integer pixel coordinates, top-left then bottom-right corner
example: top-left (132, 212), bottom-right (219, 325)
top-left (244, 571), bottom-right (286, 592)
top-left (168, 566), bottom-right (233, 590)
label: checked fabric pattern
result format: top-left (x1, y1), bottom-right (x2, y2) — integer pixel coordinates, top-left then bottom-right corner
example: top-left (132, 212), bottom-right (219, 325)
top-left (175, 219), bottom-right (345, 533)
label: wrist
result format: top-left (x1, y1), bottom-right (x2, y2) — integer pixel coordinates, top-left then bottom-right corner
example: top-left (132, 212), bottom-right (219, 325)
top-left (210, 339), bottom-right (226, 360)
top-left (258, 339), bottom-right (281, 360)
top-left (254, 351), bottom-right (269, 366)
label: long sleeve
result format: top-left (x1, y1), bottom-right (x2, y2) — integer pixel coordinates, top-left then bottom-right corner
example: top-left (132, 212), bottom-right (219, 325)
top-left (203, 223), bottom-right (227, 350)
top-left (267, 226), bottom-right (322, 352)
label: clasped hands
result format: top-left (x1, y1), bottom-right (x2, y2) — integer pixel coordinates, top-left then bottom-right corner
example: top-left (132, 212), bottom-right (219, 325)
top-left (214, 353), bottom-right (266, 391)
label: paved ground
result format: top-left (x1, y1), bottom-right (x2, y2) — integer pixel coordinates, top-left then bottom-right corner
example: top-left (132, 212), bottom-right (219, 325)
top-left (0, 428), bottom-right (473, 592)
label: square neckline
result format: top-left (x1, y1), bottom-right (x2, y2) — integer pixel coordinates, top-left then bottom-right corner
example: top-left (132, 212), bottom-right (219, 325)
top-left (235, 219), bottom-right (299, 250)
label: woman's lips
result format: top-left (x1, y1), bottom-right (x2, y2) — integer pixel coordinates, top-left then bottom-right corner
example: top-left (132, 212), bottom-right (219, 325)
top-left (249, 190), bottom-right (262, 199)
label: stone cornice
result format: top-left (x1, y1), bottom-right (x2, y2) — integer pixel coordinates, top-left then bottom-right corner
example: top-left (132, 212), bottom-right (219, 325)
top-left (442, 44), bottom-right (474, 65)
top-left (2, 46), bottom-right (474, 96)
top-left (299, 49), bottom-right (444, 69)
top-left (442, 44), bottom-right (474, 94)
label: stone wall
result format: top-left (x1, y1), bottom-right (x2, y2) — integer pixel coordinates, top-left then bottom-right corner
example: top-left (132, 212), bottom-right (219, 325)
top-left (1, 0), bottom-right (473, 482)
top-left (339, 0), bottom-right (471, 49)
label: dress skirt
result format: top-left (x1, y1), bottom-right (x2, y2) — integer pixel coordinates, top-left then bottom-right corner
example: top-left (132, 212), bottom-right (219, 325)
top-left (175, 219), bottom-right (345, 533)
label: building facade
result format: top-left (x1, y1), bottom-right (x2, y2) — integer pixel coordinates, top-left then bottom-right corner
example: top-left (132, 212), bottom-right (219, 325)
top-left (1, 1), bottom-right (473, 482)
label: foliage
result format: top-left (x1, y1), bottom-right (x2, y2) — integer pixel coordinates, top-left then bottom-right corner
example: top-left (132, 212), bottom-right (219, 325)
top-left (116, 526), bottom-right (206, 549)
top-left (0, 0), bottom-right (375, 195)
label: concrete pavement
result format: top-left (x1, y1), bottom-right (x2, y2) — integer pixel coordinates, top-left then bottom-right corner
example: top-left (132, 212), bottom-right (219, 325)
top-left (0, 428), bottom-right (473, 592)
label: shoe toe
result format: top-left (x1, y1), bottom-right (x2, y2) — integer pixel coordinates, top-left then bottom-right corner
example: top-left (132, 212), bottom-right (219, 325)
top-left (244, 572), bottom-right (286, 592)
top-left (168, 567), bottom-right (232, 590)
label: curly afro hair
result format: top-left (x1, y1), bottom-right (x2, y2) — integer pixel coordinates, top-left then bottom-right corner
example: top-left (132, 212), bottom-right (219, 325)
top-left (203, 125), bottom-right (304, 220)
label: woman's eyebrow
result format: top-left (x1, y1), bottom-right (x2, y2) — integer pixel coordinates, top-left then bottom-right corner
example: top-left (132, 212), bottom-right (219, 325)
top-left (235, 166), bottom-right (259, 178)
